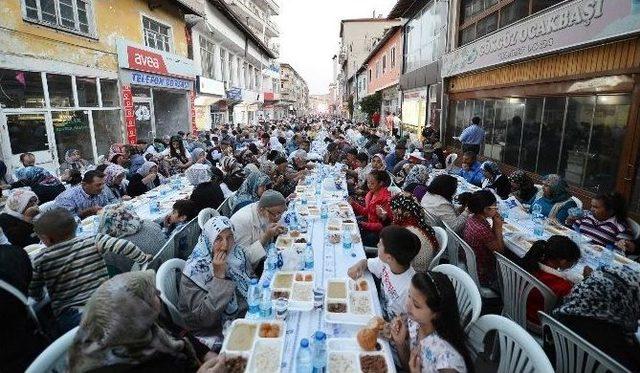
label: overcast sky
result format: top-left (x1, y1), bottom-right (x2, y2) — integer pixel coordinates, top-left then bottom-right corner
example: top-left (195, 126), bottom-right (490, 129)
top-left (275, 0), bottom-right (397, 95)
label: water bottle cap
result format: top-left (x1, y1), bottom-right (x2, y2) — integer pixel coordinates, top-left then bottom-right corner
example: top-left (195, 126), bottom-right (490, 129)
top-left (314, 331), bottom-right (326, 341)
top-left (250, 278), bottom-right (258, 285)
top-left (300, 338), bottom-right (309, 347)
top-left (262, 282), bottom-right (270, 288)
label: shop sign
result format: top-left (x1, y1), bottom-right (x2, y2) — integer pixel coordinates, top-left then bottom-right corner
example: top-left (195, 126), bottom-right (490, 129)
top-left (121, 85), bottom-right (137, 144)
top-left (117, 38), bottom-right (197, 78)
top-left (130, 71), bottom-right (192, 90)
top-left (226, 87), bottom-right (242, 100)
top-left (442, 0), bottom-right (640, 78)
top-left (198, 76), bottom-right (225, 96)
top-left (190, 90), bottom-right (197, 135)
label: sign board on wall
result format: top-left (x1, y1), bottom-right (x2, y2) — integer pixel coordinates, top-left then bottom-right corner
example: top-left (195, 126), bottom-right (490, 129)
top-left (198, 76), bottom-right (225, 96)
top-left (116, 38), bottom-right (198, 79)
top-left (121, 85), bottom-right (137, 144)
top-left (128, 71), bottom-right (192, 90)
top-left (442, 0), bottom-right (640, 77)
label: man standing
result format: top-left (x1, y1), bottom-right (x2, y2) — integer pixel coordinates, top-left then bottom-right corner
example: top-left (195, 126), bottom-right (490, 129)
top-left (457, 116), bottom-right (485, 155)
top-left (372, 111), bottom-right (381, 129)
top-left (385, 111), bottom-right (394, 134)
top-left (392, 112), bottom-right (401, 138)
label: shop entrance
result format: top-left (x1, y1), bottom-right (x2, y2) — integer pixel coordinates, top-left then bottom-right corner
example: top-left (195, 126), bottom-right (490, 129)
top-left (0, 111), bottom-right (58, 172)
top-left (133, 97), bottom-right (155, 143)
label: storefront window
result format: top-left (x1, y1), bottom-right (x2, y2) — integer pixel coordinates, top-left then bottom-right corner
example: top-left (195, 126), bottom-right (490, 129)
top-left (76, 77), bottom-right (98, 107)
top-left (47, 74), bottom-right (74, 107)
top-left (6, 113), bottom-right (49, 154)
top-left (492, 100), bottom-right (509, 161)
top-left (52, 110), bottom-right (94, 164)
top-left (499, 0), bottom-right (528, 28)
top-left (559, 96), bottom-right (595, 186)
top-left (583, 95), bottom-right (630, 193)
top-left (520, 98), bottom-right (543, 172)
top-left (503, 98), bottom-right (525, 166)
top-left (93, 110), bottom-right (123, 158)
top-left (404, 0), bottom-right (447, 73)
top-left (476, 12), bottom-right (497, 38)
top-left (100, 79), bottom-right (119, 107)
top-left (132, 87), bottom-right (151, 98)
top-left (537, 97), bottom-right (566, 175)
top-left (481, 100), bottom-right (494, 159)
top-left (0, 69), bottom-right (45, 108)
top-left (153, 90), bottom-right (189, 138)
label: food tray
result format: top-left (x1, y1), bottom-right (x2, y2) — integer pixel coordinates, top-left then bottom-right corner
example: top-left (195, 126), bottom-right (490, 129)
top-left (270, 271), bottom-right (315, 311)
top-left (324, 278), bottom-right (375, 325)
top-left (326, 338), bottom-right (394, 373)
top-left (220, 319), bottom-right (285, 373)
top-left (275, 235), bottom-right (294, 251)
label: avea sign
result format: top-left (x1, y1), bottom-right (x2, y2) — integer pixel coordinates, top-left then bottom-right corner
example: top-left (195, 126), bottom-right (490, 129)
top-left (117, 39), bottom-right (197, 78)
top-left (127, 46), bottom-right (168, 75)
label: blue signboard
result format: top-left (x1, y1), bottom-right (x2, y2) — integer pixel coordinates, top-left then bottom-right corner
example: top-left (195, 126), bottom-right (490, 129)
top-left (226, 87), bottom-right (242, 100)
top-left (130, 71), bottom-right (192, 90)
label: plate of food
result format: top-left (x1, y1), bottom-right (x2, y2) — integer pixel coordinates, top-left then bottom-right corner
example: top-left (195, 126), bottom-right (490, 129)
top-left (275, 235), bottom-right (293, 251)
top-left (220, 319), bottom-right (285, 373)
top-left (324, 278), bottom-right (375, 325)
top-left (270, 271), bottom-right (315, 311)
top-left (326, 336), bottom-right (393, 373)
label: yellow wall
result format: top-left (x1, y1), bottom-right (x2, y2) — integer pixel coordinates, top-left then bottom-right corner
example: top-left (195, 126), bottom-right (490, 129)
top-left (0, 0), bottom-right (189, 73)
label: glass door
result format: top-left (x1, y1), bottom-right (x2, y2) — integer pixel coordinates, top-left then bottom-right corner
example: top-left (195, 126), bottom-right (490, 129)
top-left (1, 112), bottom-right (58, 173)
top-left (132, 98), bottom-right (155, 143)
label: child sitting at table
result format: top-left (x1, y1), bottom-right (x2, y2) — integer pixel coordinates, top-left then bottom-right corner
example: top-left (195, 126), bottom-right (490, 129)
top-left (348, 225), bottom-right (420, 320)
top-left (162, 199), bottom-right (197, 238)
top-left (390, 271), bottom-right (472, 373)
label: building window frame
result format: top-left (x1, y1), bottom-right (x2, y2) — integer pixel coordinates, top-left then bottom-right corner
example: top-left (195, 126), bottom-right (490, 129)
top-left (141, 14), bottom-right (173, 53)
top-left (199, 35), bottom-right (216, 80)
top-left (391, 47), bottom-right (396, 68)
top-left (21, 0), bottom-right (96, 38)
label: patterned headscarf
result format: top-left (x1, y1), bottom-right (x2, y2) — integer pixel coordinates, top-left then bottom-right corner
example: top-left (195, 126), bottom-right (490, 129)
top-left (481, 161), bottom-right (501, 178)
top-left (542, 174), bottom-right (571, 203)
top-left (98, 204), bottom-right (143, 238)
top-left (185, 163), bottom-right (211, 186)
top-left (218, 156), bottom-right (241, 176)
top-left (229, 171), bottom-right (271, 213)
top-left (191, 147), bottom-right (205, 162)
top-left (14, 166), bottom-right (61, 187)
top-left (508, 170), bottom-right (536, 201)
top-left (137, 161), bottom-right (158, 177)
top-left (4, 189), bottom-right (38, 219)
top-left (68, 271), bottom-right (197, 373)
top-left (371, 153), bottom-right (386, 171)
top-left (103, 164), bottom-right (127, 187)
top-left (402, 165), bottom-right (430, 189)
top-left (391, 194), bottom-right (439, 252)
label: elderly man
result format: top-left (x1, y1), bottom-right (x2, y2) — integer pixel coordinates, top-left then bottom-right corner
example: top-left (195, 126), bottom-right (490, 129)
top-left (456, 151), bottom-right (485, 187)
top-left (230, 190), bottom-right (287, 268)
top-left (54, 170), bottom-right (116, 218)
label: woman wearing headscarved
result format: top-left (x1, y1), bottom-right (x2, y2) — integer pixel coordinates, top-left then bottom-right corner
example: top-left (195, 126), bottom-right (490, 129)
top-left (11, 157), bottom-right (66, 203)
top-left (127, 161), bottom-right (164, 197)
top-left (530, 174), bottom-right (577, 225)
top-left (186, 164), bottom-right (225, 213)
top-left (103, 164), bottom-right (130, 200)
top-left (480, 161), bottom-right (511, 200)
top-left (228, 171), bottom-right (272, 216)
top-left (168, 135), bottom-right (193, 173)
top-left (402, 164), bottom-right (430, 202)
top-left (68, 271), bottom-right (203, 372)
top-left (59, 148), bottom-right (90, 175)
top-left (508, 170), bottom-right (538, 206)
top-left (191, 147), bottom-right (213, 168)
top-left (98, 204), bottom-right (166, 273)
top-left (0, 189), bottom-right (40, 248)
top-left (218, 156), bottom-right (244, 192)
top-left (389, 194), bottom-right (440, 272)
top-left (178, 216), bottom-right (255, 349)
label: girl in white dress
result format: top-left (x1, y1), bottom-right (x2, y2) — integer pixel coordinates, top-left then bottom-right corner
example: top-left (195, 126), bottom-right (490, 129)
top-left (390, 272), bottom-right (473, 373)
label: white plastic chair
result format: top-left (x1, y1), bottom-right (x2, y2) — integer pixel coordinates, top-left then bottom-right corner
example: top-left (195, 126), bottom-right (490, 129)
top-left (197, 207), bottom-right (219, 229)
top-left (424, 209), bottom-right (443, 227)
top-left (25, 326), bottom-right (78, 373)
top-left (539, 312), bottom-right (632, 373)
top-left (626, 218), bottom-right (640, 239)
top-left (0, 279), bottom-right (40, 329)
top-left (428, 226), bottom-right (448, 270)
top-left (432, 264), bottom-right (481, 330)
top-left (217, 195), bottom-right (235, 217)
top-left (173, 217), bottom-right (201, 259)
top-left (469, 314), bottom-right (554, 373)
top-left (571, 196), bottom-right (583, 210)
top-left (495, 252), bottom-right (557, 336)
top-left (445, 153), bottom-right (458, 171)
top-left (156, 258), bottom-right (186, 329)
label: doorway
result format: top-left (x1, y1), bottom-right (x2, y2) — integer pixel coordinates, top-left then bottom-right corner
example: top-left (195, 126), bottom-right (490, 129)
top-left (0, 111), bottom-right (58, 172)
top-left (133, 97), bottom-right (155, 143)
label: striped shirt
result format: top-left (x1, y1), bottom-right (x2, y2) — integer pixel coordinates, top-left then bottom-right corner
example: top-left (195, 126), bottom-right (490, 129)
top-left (29, 234), bottom-right (150, 316)
top-left (573, 214), bottom-right (632, 247)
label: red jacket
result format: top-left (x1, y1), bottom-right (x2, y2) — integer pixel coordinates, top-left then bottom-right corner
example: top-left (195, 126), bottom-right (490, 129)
top-left (526, 268), bottom-right (573, 324)
top-left (372, 112), bottom-right (381, 125)
top-left (351, 188), bottom-right (392, 233)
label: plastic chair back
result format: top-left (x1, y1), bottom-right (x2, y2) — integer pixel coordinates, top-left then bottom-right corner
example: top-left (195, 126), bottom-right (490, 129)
top-left (441, 221), bottom-right (461, 268)
top-left (25, 326), bottom-right (78, 373)
top-left (539, 312), bottom-right (632, 373)
top-left (496, 253), bottom-right (557, 335)
top-left (626, 218), bottom-right (640, 239)
top-left (217, 195), bottom-right (235, 217)
top-left (156, 258), bottom-right (186, 329)
top-left (470, 314), bottom-right (554, 373)
top-left (145, 238), bottom-right (175, 271)
top-left (432, 264), bottom-right (481, 330)
top-left (445, 153), bottom-right (458, 170)
top-left (198, 208), bottom-right (219, 229)
top-left (424, 209), bottom-right (443, 227)
top-left (571, 196), bottom-right (583, 210)
top-left (173, 217), bottom-right (201, 259)
top-left (429, 227), bottom-right (448, 270)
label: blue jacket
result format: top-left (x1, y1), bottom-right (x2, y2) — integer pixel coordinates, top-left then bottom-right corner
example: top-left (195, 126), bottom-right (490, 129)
top-left (457, 161), bottom-right (484, 186)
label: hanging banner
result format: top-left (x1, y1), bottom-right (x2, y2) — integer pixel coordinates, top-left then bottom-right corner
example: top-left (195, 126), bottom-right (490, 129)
top-left (121, 85), bottom-right (137, 144)
top-left (190, 90), bottom-right (197, 135)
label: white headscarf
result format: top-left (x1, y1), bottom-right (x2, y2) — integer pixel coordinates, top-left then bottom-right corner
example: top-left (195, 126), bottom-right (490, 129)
top-left (137, 161), bottom-right (157, 177)
top-left (4, 189), bottom-right (38, 219)
top-left (185, 163), bottom-right (211, 186)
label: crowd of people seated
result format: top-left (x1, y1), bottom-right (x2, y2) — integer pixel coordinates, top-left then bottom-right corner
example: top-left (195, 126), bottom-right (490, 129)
top-left (0, 116), bottom-right (639, 372)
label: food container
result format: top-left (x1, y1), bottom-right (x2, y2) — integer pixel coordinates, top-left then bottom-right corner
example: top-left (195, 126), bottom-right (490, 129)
top-left (275, 235), bottom-right (294, 251)
top-left (221, 319), bottom-right (285, 373)
top-left (324, 278), bottom-right (375, 325)
top-left (270, 271), bottom-right (315, 311)
top-left (326, 338), bottom-right (394, 373)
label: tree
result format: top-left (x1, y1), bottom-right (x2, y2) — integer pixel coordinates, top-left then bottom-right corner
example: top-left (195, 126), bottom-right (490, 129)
top-left (359, 91), bottom-right (382, 124)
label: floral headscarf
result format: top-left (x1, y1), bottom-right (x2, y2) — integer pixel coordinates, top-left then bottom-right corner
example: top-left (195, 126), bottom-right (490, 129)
top-left (218, 156), bottom-right (241, 176)
top-left (4, 189), bottom-right (38, 219)
top-left (481, 161), bottom-right (501, 178)
top-left (508, 170), bottom-right (536, 201)
top-left (103, 164), bottom-right (127, 187)
top-left (137, 161), bottom-right (158, 177)
top-left (543, 174), bottom-right (571, 203)
top-left (402, 165), bottom-right (430, 189)
top-left (98, 204), bottom-right (143, 238)
top-left (391, 194), bottom-right (439, 253)
top-left (68, 271), bottom-right (197, 373)
top-left (229, 171), bottom-right (271, 213)
top-left (14, 166), bottom-right (61, 187)
top-left (185, 163), bottom-right (211, 186)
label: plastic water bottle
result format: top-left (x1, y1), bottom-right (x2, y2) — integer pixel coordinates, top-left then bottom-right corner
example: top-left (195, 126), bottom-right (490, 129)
top-left (296, 338), bottom-right (313, 373)
top-left (320, 202), bottom-right (328, 220)
top-left (533, 214), bottom-right (544, 237)
top-left (267, 244), bottom-right (278, 272)
top-left (342, 230), bottom-right (352, 252)
top-left (75, 216), bottom-right (83, 236)
top-left (259, 282), bottom-right (272, 318)
top-left (149, 196), bottom-right (160, 213)
top-left (311, 331), bottom-right (327, 372)
top-left (600, 244), bottom-right (615, 269)
top-left (304, 242), bottom-right (314, 270)
top-left (247, 278), bottom-right (261, 318)
top-left (531, 203), bottom-right (542, 217)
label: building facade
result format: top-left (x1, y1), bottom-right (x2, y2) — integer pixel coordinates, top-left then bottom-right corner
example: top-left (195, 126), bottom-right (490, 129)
top-left (279, 63), bottom-right (309, 117)
top-left (441, 0), bottom-right (640, 213)
top-left (0, 0), bottom-right (200, 173)
top-left (362, 26), bottom-right (403, 117)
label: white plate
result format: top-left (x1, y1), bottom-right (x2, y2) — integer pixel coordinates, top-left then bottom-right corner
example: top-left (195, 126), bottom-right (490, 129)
top-left (270, 271), bottom-right (315, 311)
top-left (220, 319), bottom-right (285, 373)
top-left (324, 278), bottom-right (375, 325)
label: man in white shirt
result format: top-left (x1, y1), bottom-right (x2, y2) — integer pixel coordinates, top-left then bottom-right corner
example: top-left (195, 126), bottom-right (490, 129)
top-left (392, 113), bottom-right (402, 138)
